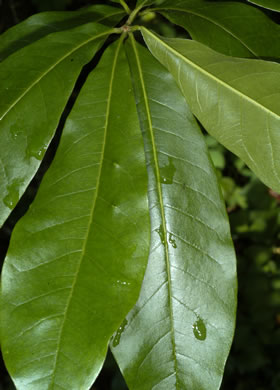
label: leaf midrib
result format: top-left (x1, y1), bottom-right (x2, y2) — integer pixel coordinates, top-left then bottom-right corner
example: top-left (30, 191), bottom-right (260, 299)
top-left (49, 35), bottom-right (124, 388)
top-left (153, 4), bottom-right (258, 57)
top-left (129, 33), bottom-right (179, 388)
top-left (141, 27), bottom-right (280, 122)
top-left (0, 28), bottom-right (115, 121)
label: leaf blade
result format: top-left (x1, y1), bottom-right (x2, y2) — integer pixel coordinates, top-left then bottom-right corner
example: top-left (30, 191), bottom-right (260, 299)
top-left (0, 22), bottom-right (114, 227)
top-left (1, 37), bottom-right (149, 390)
top-left (0, 5), bottom-right (125, 62)
top-left (141, 28), bottom-right (280, 193)
top-left (111, 36), bottom-right (237, 390)
top-left (154, 0), bottom-right (280, 58)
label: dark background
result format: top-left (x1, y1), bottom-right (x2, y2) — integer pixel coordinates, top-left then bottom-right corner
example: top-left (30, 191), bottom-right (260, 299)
top-left (0, 0), bottom-right (280, 389)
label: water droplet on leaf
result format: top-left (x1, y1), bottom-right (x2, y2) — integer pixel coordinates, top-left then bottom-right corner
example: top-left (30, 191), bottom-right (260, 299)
top-left (26, 144), bottom-right (47, 160)
top-left (160, 157), bottom-right (176, 185)
top-left (112, 318), bottom-right (128, 347)
top-left (192, 317), bottom-right (207, 341)
top-left (156, 224), bottom-right (165, 245)
top-left (3, 181), bottom-right (20, 209)
top-left (117, 280), bottom-right (131, 287)
top-left (168, 233), bottom-right (177, 248)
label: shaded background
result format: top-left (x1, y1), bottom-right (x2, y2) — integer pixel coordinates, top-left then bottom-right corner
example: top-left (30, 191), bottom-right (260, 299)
top-left (0, 0), bottom-right (280, 389)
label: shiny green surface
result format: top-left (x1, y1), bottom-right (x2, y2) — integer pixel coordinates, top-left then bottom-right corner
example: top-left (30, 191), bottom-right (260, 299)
top-left (0, 5), bottom-right (125, 62)
top-left (0, 39), bottom-right (149, 389)
top-left (155, 0), bottom-right (280, 57)
top-left (0, 23), bottom-right (113, 227)
top-left (111, 36), bottom-right (236, 390)
top-left (247, 0), bottom-right (280, 12)
top-left (142, 28), bottom-right (280, 193)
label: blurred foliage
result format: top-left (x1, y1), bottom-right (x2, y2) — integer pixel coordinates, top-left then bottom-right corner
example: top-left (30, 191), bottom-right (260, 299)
top-left (31, 0), bottom-right (72, 11)
top-left (0, 0), bottom-right (279, 389)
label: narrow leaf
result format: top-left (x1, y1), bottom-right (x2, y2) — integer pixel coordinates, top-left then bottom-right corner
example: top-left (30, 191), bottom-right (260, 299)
top-left (0, 23), bottom-right (114, 227)
top-left (111, 36), bottom-right (236, 390)
top-left (154, 0), bottom-right (280, 57)
top-left (0, 38), bottom-right (149, 389)
top-left (247, 0), bottom-right (280, 12)
top-left (0, 5), bottom-right (125, 62)
top-left (142, 28), bottom-right (280, 193)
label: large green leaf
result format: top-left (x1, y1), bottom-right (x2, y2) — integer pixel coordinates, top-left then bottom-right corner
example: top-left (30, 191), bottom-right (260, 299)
top-left (0, 23), bottom-right (115, 227)
top-left (0, 38), bottom-right (149, 389)
top-left (111, 36), bottom-right (236, 390)
top-left (153, 0), bottom-right (280, 58)
top-left (142, 28), bottom-right (280, 193)
top-left (0, 5), bottom-right (124, 62)
top-left (247, 0), bottom-right (280, 12)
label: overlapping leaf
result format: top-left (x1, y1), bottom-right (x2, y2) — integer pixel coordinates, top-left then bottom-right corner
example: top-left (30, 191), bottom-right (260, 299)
top-left (152, 0), bottom-right (280, 58)
top-left (0, 5), bottom-right (125, 62)
top-left (0, 38), bottom-right (149, 389)
top-left (111, 37), bottom-right (236, 390)
top-left (247, 0), bottom-right (280, 12)
top-left (142, 28), bottom-right (280, 193)
top-left (0, 22), bottom-right (115, 227)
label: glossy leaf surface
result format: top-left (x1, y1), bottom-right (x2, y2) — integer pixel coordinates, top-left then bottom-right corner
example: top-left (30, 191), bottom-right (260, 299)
top-left (247, 0), bottom-right (280, 12)
top-left (0, 5), bottom-right (124, 62)
top-left (0, 23), bottom-right (113, 227)
top-left (142, 28), bottom-right (280, 193)
top-left (154, 0), bottom-right (280, 58)
top-left (0, 38), bottom-right (149, 389)
top-left (111, 37), bottom-right (236, 390)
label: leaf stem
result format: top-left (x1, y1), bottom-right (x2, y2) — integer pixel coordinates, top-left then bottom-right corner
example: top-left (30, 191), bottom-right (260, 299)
top-left (126, 1), bottom-right (149, 25)
top-left (119, 0), bottom-right (131, 14)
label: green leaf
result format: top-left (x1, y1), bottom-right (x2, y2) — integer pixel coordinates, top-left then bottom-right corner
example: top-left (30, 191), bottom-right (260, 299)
top-left (142, 28), bottom-right (280, 193)
top-left (111, 36), bottom-right (236, 390)
top-left (0, 5), bottom-right (125, 62)
top-left (0, 23), bottom-right (114, 227)
top-left (247, 0), bottom-right (280, 12)
top-left (0, 38), bottom-right (149, 389)
top-left (154, 0), bottom-right (280, 58)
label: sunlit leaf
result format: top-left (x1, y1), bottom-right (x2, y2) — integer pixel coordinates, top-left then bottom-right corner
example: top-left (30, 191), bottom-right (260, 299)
top-left (0, 38), bottom-right (149, 389)
top-left (111, 36), bottom-right (236, 390)
top-left (142, 27), bottom-right (280, 193)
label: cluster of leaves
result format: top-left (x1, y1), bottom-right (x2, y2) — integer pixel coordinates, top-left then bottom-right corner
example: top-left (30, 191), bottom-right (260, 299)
top-left (0, 0), bottom-right (280, 389)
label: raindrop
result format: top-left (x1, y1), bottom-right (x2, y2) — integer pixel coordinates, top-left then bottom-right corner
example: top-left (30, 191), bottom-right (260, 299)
top-left (156, 224), bottom-right (165, 245)
top-left (168, 233), bottom-right (177, 248)
top-left (3, 181), bottom-right (20, 209)
top-left (112, 318), bottom-right (128, 347)
top-left (26, 144), bottom-right (47, 160)
top-left (160, 156), bottom-right (176, 185)
top-left (117, 280), bottom-right (131, 287)
top-left (192, 317), bottom-right (207, 341)
top-left (10, 124), bottom-right (22, 140)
